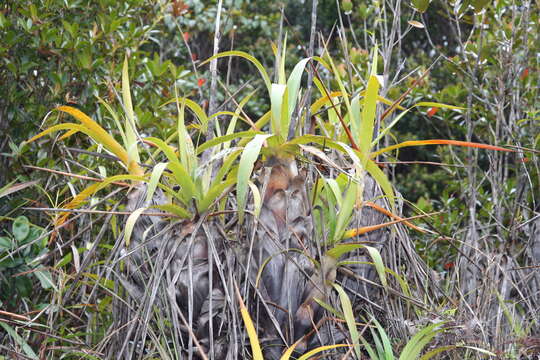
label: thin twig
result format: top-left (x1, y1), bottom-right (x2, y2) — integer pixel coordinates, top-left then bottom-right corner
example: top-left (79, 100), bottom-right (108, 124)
top-left (22, 207), bottom-right (180, 218)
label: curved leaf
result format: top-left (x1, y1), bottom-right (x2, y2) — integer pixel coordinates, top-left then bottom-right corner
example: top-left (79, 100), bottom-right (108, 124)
top-left (196, 131), bottom-right (260, 155)
top-left (161, 97), bottom-right (209, 133)
top-left (333, 284), bottom-right (361, 359)
top-left (372, 139), bottom-right (513, 158)
top-left (286, 58), bottom-right (311, 120)
top-left (152, 203), bottom-right (191, 219)
top-left (296, 344), bottom-right (350, 360)
top-left (144, 137), bottom-right (197, 203)
top-left (27, 122), bottom-right (129, 166)
top-left (237, 134), bottom-right (272, 223)
top-left (200, 50), bottom-right (271, 94)
top-left (124, 207), bottom-right (146, 247)
top-left (122, 56), bottom-right (141, 166)
top-left (145, 162), bottom-right (168, 203)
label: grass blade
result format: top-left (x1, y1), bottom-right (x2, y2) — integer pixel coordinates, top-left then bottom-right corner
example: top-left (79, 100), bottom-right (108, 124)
top-left (234, 283), bottom-right (264, 360)
top-left (0, 180), bottom-right (39, 198)
top-left (297, 344), bottom-right (351, 360)
top-left (399, 321), bottom-right (446, 360)
top-left (161, 97), bottom-right (209, 133)
top-left (414, 101), bottom-right (465, 110)
top-left (326, 243), bottom-right (366, 259)
top-left (333, 283), bottom-right (361, 359)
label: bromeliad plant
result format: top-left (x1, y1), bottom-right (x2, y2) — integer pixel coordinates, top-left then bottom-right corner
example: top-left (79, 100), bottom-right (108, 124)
top-left (27, 57), bottom-right (238, 231)
top-left (196, 42), bottom-right (512, 357)
top-left (25, 57), bottom-right (243, 357)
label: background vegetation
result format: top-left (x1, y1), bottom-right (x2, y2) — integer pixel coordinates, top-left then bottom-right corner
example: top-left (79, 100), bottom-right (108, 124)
top-left (1, 0), bottom-right (538, 359)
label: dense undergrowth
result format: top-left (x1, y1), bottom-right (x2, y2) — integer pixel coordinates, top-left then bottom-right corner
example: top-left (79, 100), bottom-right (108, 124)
top-left (1, 0), bottom-right (538, 359)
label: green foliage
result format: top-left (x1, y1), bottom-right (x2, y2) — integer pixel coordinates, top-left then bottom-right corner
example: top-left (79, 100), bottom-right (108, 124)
top-left (0, 216), bottom-right (52, 307)
top-left (1, 0), bottom-right (537, 358)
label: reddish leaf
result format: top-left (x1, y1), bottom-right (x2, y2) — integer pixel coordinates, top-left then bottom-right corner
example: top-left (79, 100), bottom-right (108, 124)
top-left (444, 262), bottom-right (455, 270)
top-left (183, 32), bottom-right (189, 42)
top-left (427, 107), bottom-right (439, 117)
top-left (171, 0), bottom-right (188, 17)
top-left (372, 139), bottom-right (514, 158)
top-left (191, 53), bottom-right (198, 61)
top-left (520, 68), bottom-right (529, 80)
top-left (197, 78), bottom-right (206, 87)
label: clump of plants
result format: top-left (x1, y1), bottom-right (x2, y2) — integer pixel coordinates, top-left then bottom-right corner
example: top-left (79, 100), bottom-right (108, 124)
top-left (19, 33), bottom-right (517, 359)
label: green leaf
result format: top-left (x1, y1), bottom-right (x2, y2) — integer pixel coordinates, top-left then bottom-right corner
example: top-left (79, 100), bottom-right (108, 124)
top-left (196, 131), bottom-right (259, 155)
top-left (145, 162), bottom-right (168, 203)
top-left (161, 97), bottom-right (209, 133)
top-left (286, 58), bottom-right (310, 121)
top-left (0, 323), bottom-right (38, 359)
top-left (372, 108), bottom-right (413, 146)
top-left (212, 149), bottom-right (242, 186)
top-left (371, 317), bottom-right (394, 359)
top-left (237, 134), bottom-right (272, 223)
top-left (333, 284), bottom-right (361, 359)
top-left (471, 0), bottom-right (490, 12)
top-left (349, 95), bottom-right (361, 144)
top-left (145, 137), bottom-right (197, 204)
top-left (359, 73), bottom-right (380, 165)
top-left (152, 203), bottom-right (191, 219)
top-left (0, 237), bottom-right (12, 250)
top-left (333, 184), bottom-right (357, 243)
top-left (324, 178), bottom-right (343, 208)
top-left (414, 101), bottom-right (464, 110)
top-left (411, 0), bottom-right (430, 13)
top-left (200, 51), bottom-right (271, 94)
top-left (399, 321), bottom-right (447, 360)
top-left (34, 269), bottom-right (57, 291)
top-left (364, 245), bottom-right (387, 288)
top-left (365, 159), bottom-right (396, 211)
top-left (271, 83), bottom-right (287, 138)
top-left (96, 95), bottom-right (127, 148)
top-left (326, 243), bottom-right (366, 260)
top-left (12, 216), bottom-right (30, 242)
top-left (122, 56), bottom-right (140, 166)
top-left (198, 178), bottom-right (235, 213)
top-left (224, 90), bottom-right (258, 149)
